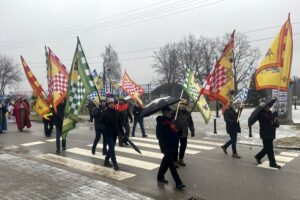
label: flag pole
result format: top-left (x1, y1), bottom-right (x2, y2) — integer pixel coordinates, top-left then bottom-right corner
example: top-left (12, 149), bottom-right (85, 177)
top-left (174, 89), bottom-right (184, 120)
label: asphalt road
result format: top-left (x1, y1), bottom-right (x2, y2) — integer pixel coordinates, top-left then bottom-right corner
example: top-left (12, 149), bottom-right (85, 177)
top-left (1, 121), bottom-right (300, 200)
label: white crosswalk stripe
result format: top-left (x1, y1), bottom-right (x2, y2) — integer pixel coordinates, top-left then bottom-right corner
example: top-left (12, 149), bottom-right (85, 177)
top-left (45, 138), bottom-right (56, 142)
top-left (37, 153), bottom-right (135, 180)
top-left (128, 141), bottom-right (201, 154)
top-left (257, 151), bottom-right (300, 170)
top-left (21, 141), bottom-right (45, 146)
top-left (146, 134), bottom-right (222, 146)
top-left (87, 144), bottom-right (165, 159)
top-left (66, 148), bottom-right (160, 170)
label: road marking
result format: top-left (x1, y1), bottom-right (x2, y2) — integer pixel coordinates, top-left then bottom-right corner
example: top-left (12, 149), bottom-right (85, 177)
top-left (87, 144), bottom-right (165, 159)
top-left (127, 141), bottom-right (200, 154)
top-left (21, 141), bottom-right (45, 146)
top-left (66, 148), bottom-right (160, 170)
top-left (37, 153), bottom-right (135, 180)
top-left (280, 152), bottom-right (300, 157)
top-left (146, 134), bottom-right (222, 146)
top-left (3, 145), bottom-right (19, 150)
top-left (45, 139), bottom-right (56, 142)
top-left (257, 161), bottom-right (286, 170)
top-left (275, 155), bottom-right (295, 163)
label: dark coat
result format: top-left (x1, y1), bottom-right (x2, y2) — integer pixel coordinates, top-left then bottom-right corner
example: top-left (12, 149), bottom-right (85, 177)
top-left (115, 103), bottom-right (133, 125)
top-left (91, 106), bottom-right (105, 131)
top-left (102, 107), bottom-right (123, 137)
top-left (132, 105), bottom-right (143, 119)
top-left (223, 106), bottom-right (241, 134)
top-left (156, 116), bottom-right (179, 155)
top-left (174, 109), bottom-right (195, 138)
top-left (87, 101), bottom-right (95, 113)
top-left (258, 110), bottom-right (279, 140)
top-left (53, 102), bottom-right (65, 128)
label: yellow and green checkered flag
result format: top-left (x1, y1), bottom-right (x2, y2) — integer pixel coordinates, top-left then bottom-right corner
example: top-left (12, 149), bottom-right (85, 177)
top-left (183, 69), bottom-right (211, 124)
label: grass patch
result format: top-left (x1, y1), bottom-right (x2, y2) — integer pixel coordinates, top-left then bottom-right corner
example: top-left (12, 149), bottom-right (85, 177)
top-left (275, 137), bottom-right (300, 147)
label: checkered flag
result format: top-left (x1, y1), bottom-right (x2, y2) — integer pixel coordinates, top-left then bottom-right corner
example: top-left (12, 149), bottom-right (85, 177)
top-left (233, 66), bottom-right (254, 104)
top-left (63, 37), bottom-right (98, 136)
top-left (201, 30), bottom-right (235, 107)
top-left (121, 70), bottom-right (144, 106)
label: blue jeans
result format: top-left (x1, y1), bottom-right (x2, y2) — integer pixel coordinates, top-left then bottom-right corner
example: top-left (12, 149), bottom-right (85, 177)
top-left (105, 134), bottom-right (118, 166)
top-left (223, 132), bottom-right (237, 154)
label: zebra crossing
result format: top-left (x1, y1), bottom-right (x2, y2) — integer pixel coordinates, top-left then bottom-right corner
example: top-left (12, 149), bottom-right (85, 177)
top-left (18, 136), bottom-right (300, 179)
top-left (257, 151), bottom-right (300, 170)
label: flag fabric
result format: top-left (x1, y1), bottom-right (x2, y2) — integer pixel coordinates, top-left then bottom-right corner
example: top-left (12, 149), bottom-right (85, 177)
top-left (201, 30), bottom-right (235, 107)
top-left (109, 77), bottom-right (126, 97)
top-left (47, 47), bottom-right (69, 113)
top-left (45, 46), bottom-right (53, 104)
top-left (20, 56), bottom-right (50, 118)
top-left (183, 69), bottom-right (211, 124)
top-left (91, 69), bottom-right (103, 90)
top-left (255, 14), bottom-right (293, 91)
top-left (233, 66), bottom-right (255, 104)
top-left (121, 70), bottom-right (144, 107)
top-left (62, 37), bottom-right (98, 138)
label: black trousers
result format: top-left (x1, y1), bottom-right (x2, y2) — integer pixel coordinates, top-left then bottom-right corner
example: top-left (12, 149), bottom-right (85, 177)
top-left (132, 117), bottom-right (146, 136)
top-left (174, 137), bottom-right (187, 161)
top-left (55, 121), bottom-right (65, 152)
top-left (92, 128), bottom-right (107, 153)
top-left (119, 123), bottom-right (130, 144)
top-left (255, 139), bottom-right (276, 165)
top-left (43, 120), bottom-right (53, 137)
top-left (157, 152), bottom-right (183, 186)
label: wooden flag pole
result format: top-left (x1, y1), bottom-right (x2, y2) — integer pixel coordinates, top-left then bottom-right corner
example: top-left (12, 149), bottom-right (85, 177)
top-left (174, 89), bottom-right (184, 120)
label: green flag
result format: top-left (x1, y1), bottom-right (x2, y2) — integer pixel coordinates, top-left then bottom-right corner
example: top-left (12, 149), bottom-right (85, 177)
top-left (62, 37), bottom-right (98, 138)
top-left (183, 69), bottom-right (211, 124)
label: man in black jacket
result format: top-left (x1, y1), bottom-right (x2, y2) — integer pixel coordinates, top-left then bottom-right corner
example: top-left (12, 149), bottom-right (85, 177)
top-left (131, 103), bottom-right (147, 137)
top-left (156, 106), bottom-right (185, 190)
top-left (115, 98), bottom-right (132, 146)
top-left (91, 100), bottom-right (107, 155)
top-left (174, 100), bottom-right (195, 166)
top-left (53, 100), bottom-right (66, 154)
top-left (221, 101), bottom-right (241, 158)
top-left (102, 98), bottom-right (123, 171)
top-left (255, 104), bottom-right (281, 169)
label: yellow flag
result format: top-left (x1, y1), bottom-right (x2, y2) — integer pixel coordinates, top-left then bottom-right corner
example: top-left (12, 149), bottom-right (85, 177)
top-left (255, 14), bottom-right (293, 91)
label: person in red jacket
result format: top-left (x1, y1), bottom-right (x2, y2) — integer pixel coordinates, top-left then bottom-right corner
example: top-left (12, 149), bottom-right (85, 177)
top-left (13, 97), bottom-right (31, 132)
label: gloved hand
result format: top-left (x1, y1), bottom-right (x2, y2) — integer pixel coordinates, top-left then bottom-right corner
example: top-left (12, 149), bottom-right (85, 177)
top-left (191, 132), bottom-right (195, 137)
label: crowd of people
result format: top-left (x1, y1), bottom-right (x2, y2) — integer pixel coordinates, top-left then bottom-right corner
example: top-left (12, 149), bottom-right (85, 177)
top-left (0, 95), bottom-right (282, 190)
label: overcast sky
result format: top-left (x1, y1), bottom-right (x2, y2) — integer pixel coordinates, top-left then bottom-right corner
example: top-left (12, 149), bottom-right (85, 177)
top-left (0, 0), bottom-right (299, 93)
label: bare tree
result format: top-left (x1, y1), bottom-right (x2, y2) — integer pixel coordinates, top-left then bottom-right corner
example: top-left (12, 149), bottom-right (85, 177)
top-left (153, 43), bottom-right (180, 95)
top-left (0, 54), bottom-right (22, 95)
top-left (101, 44), bottom-right (122, 83)
top-left (221, 32), bottom-right (261, 94)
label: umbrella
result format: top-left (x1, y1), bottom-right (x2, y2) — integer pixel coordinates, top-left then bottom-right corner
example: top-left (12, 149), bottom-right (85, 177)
top-left (248, 98), bottom-right (277, 126)
top-left (123, 136), bottom-right (142, 154)
top-left (140, 96), bottom-right (181, 118)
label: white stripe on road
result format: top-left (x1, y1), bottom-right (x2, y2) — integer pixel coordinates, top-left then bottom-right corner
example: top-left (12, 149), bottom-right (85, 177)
top-left (87, 144), bottom-right (165, 159)
top-left (280, 152), bottom-right (300, 157)
top-left (21, 141), bottom-right (45, 146)
top-left (131, 138), bottom-right (214, 150)
top-left (257, 161), bottom-right (286, 170)
top-left (146, 134), bottom-right (222, 146)
top-left (275, 155), bottom-right (295, 163)
top-left (127, 141), bottom-right (200, 154)
top-left (67, 148), bottom-right (160, 170)
top-left (45, 139), bottom-right (56, 142)
top-left (37, 153), bottom-right (135, 180)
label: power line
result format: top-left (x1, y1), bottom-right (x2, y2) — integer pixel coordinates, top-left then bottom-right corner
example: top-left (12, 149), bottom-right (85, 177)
top-left (0, 0), bottom-right (219, 48)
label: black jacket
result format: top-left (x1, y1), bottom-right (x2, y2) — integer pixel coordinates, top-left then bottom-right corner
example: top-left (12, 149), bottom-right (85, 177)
top-left (102, 107), bottom-right (123, 137)
top-left (175, 109), bottom-right (195, 138)
top-left (53, 102), bottom-right (65, 128)
top-left (91, 106), bottom-right (105, 131)
top-left (223, 106), bottom-right (241, 134)
top-left (258, 110), bottom-right (279, 140)
top-left (132, 105), bottom-right (143, 119)
top-left (156, 116), bottom-right (179, 155)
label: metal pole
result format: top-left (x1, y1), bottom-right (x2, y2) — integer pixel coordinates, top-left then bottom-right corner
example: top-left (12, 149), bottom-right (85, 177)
top-left (248, 126), bottom-right (252, 137)
top-left (216, 100), bottom-right (219, 118)
top-left (214, 119), bottom-right (217, 134)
